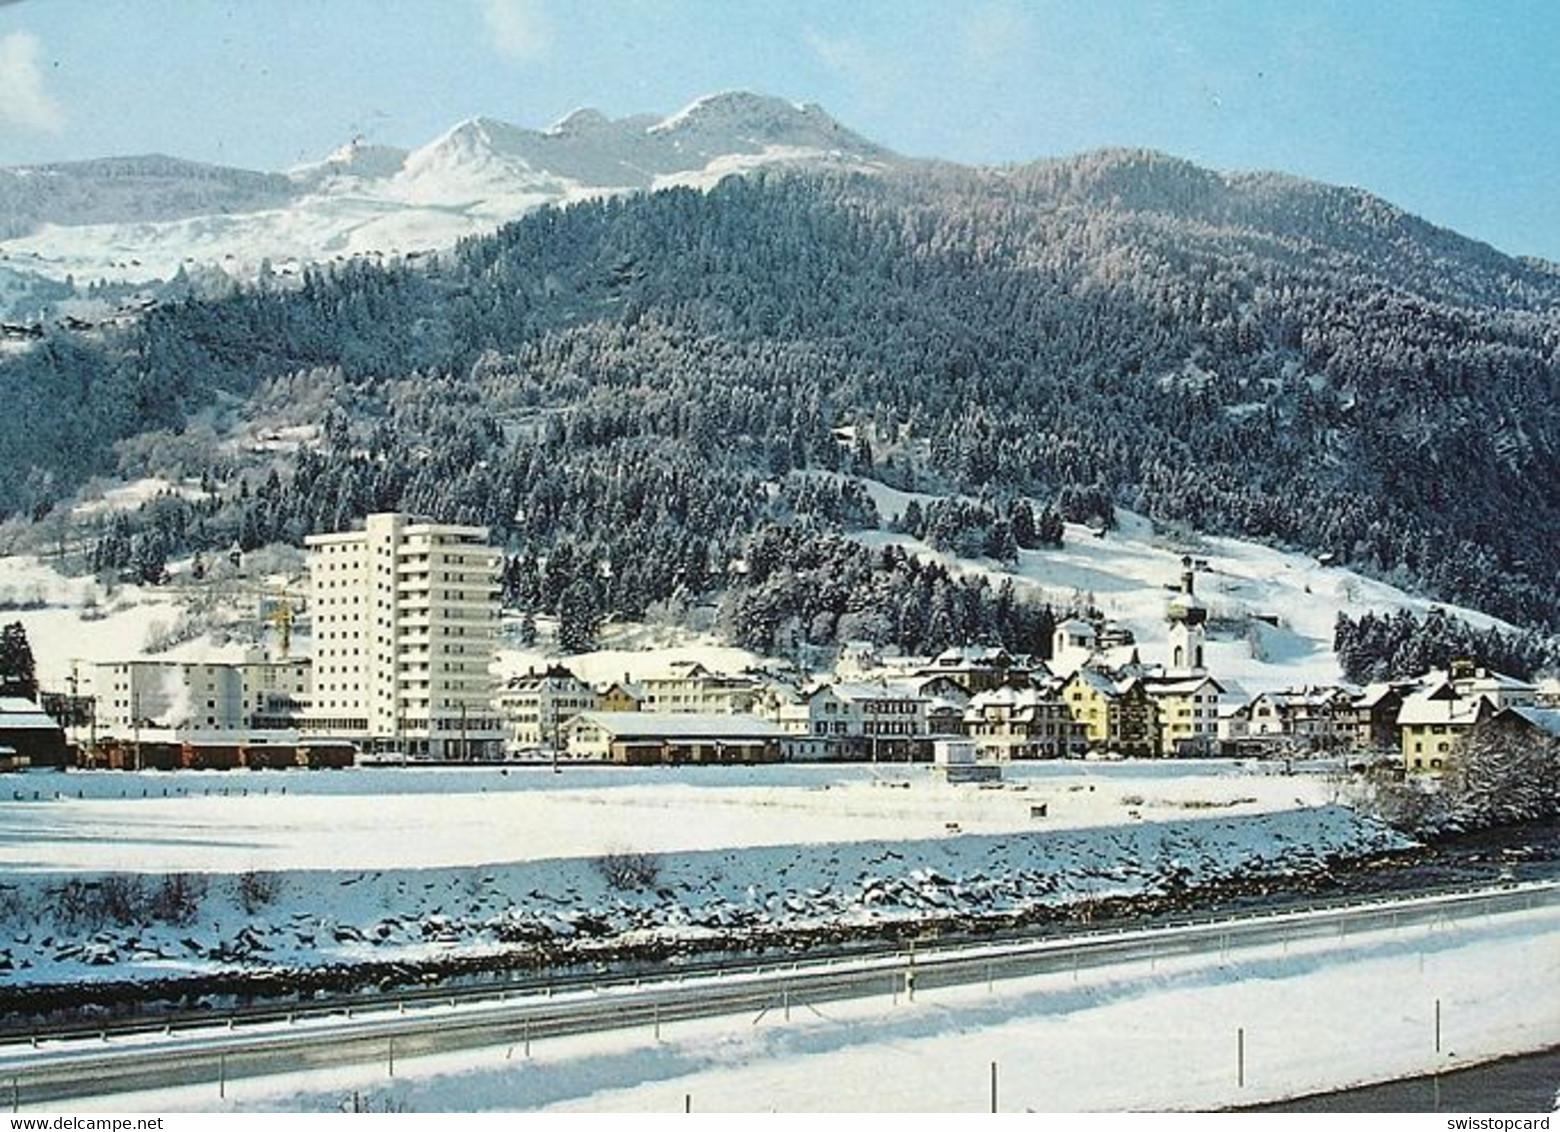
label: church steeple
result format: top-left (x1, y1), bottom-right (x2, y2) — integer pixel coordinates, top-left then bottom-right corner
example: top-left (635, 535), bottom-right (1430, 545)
top-left (1167, 556), bottom-right (1207, 674)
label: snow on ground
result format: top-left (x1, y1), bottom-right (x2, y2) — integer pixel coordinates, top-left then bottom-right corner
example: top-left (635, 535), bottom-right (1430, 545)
top-left (855, 481), bottom-right (1513, 694)
top-left (33, 899), bottom-right (1560, 1113)
top-left (70, 476), bottom-right (211, 520)
top-left (0, 761), bottom-right (1336, 874)
top-left (0, 555), bottom-right (191, 687)
top-left (0, 762), bottom-right (1399, 988)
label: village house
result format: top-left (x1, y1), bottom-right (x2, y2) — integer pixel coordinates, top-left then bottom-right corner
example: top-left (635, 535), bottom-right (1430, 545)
top-left (595, 679), bottom-right (645, 713)
top-left (1049, 619), bottom-right (1099, 677)
top-left (1447, 661), bottom-right (1538, 709)
top-left (1350, 682), bottom-right (1411, 754)
top-left (638, 661), bottom-right (761, 714)
top-left (1488, 705), bottom-right (1560, 743)
top-left (1143, 674), bottom-right (1225, 756)
top-left (914, 675), bottom-right (972, 737)
top-left (1397, 678), bottom-right (1497, 772)
top-left (496, 665), bottom-right (597, 750)
top-left (963, 684), bottom-right (1078, 760)
top-left (770, 680), bottom-right (931, 760)
top-left (913, 646), bottom-right (1040, 694)
top-left (1049, 619), bottom-right (1140, 678)
top-left (1058, 668), bottom-right (1158, 757)
top-left (1221, 686), bottom-right (1356, 754)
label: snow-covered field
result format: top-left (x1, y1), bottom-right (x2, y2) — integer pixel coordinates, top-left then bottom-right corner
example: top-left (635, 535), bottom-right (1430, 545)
top-left (32, 899), bottom-right (1560, 1113)
top-left (0, 761), bottom-right (1335, 873)
top-left (0, 762), bottom-right (1405, 988)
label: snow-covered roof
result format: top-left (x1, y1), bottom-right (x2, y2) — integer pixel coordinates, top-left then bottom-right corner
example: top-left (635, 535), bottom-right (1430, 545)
top-left (568, 712), bottom-right (786, 741)
top-left (1055, 619), bottom-right (1096, 637)
top-left (828, 681), bottom-right (928, 704)
top-left (968, 686), bottom-right (1058, 710)
top-left (0, 698), bottom-right (61, 731)
top-left (1355, 683), bottom-right (1401, 708)
top-left (927, 645), bottom-right (1016, 668)
top-left (1396, 695), bottom-right (1487, 727)
top-left (1455, 670), bottom-right (1538, 692)
top-left (1145, 675), bottom-right (1224, 696)
top-left (649, 661), bottom-right (715, 680)
top-left (1065, 667), bottom-right (1120, 697)
top-left (597, 680), bottom-right (646, 697)
top-left (506, 665), bottom-right (589, 691)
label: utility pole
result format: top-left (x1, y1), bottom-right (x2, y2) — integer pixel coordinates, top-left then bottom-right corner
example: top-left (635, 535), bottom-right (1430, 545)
top-left (66, 660), bottom-right (81, 753)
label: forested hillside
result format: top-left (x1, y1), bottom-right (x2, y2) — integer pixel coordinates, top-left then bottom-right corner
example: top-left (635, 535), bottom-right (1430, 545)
top-left (4, 149), bottom-right (1558, 644)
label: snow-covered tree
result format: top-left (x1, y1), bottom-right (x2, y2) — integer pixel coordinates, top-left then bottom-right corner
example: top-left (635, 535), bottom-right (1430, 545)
top-left (0, 622), bottom-right (37, 701)
top-left (1441, 720), bottom-right (1560, 829)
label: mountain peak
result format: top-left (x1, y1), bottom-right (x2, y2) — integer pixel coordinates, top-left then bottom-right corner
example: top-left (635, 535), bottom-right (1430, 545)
top-left (547, 107), bottom-right (612, 136)
top-left (289, 139), bottom-right (409, 185)
top-left (648, 90), bottom-right (885, 157)
top-left (652, 91), bottom-right (814, 130)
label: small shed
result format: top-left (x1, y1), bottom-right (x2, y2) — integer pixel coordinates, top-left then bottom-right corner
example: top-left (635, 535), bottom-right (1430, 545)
top-left (0, 697), bottom-right (69, 769)
top-left (932, 738), bottom-right (1001, 784)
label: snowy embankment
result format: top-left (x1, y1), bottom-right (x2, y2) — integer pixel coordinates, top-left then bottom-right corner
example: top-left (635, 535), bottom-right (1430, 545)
top-left (0, 761), bottom-right (1410, 988)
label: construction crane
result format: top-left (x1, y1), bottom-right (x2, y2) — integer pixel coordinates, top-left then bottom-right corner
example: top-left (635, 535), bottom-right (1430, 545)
top-left (264, 593), bottom-right (296, 660)
top-left (227, 581), bottom-right (307, 662)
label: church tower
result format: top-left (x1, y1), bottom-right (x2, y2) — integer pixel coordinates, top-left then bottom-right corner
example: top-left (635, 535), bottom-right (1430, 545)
top-left (1166, 556), bottom-right (1207, 675)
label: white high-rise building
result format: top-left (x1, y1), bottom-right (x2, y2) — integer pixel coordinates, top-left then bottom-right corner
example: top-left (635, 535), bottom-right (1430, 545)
top-left (305, 513), bottom-right (503, 759)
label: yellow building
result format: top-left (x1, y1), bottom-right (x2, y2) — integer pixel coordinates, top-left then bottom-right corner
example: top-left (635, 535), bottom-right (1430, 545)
top-left (596, 680), bottom-right (644, 713)
top-left (1144, 675), bottom-right (1225, 757)
top-left (1060, 669), bottom-right (1159, 757)
top-left (1398, 684), bottom-right (1494, 772)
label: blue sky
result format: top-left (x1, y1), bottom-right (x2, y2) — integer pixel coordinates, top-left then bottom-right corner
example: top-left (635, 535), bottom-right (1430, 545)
top-left (1, 0), bottom-right (1556, 261)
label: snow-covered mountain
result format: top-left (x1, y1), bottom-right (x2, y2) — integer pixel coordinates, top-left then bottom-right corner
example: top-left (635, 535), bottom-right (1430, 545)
top-left (0, 92), bottom-right (896, 314)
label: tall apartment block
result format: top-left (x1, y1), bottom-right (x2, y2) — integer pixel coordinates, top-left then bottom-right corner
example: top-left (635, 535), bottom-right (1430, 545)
top-left (305, 513), bottom-right (503, 759)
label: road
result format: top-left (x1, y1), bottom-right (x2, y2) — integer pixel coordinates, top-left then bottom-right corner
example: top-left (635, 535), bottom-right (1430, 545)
top-left (0, 880), bottom-right (1553, 1108)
